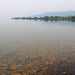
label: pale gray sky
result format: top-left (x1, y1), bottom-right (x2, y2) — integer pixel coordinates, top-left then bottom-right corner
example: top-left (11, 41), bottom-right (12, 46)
top-left (0, 0), bottom-right (75, 17)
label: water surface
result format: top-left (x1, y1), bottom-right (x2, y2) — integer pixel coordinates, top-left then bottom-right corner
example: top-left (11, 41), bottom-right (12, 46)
top-left (0, 18), bottom-right (75, 75)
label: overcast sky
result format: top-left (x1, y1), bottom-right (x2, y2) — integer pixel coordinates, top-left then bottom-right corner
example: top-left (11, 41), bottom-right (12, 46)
top-left (0, 0), bottom-right (75, 17)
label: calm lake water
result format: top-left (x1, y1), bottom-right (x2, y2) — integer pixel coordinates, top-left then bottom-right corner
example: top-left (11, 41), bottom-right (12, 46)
top-left (0, 18), bottom-right (75, 75)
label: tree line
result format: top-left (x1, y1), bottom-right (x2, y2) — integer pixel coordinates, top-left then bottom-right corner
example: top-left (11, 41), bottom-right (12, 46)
top-left (12, 16), bottom-right (75, 22)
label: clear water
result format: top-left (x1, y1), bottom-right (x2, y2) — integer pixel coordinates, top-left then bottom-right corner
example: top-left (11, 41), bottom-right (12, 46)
top-left (0, 18), bottom-right (75, 75)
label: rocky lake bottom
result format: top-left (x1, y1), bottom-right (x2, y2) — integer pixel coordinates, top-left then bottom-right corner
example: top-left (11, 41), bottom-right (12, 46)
top-left (0, 41), bottom-right (75, 75)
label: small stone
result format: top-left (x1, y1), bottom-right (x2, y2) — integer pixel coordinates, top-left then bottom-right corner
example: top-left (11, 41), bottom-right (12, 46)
top-left (62, 72), bottom-right (67, 75)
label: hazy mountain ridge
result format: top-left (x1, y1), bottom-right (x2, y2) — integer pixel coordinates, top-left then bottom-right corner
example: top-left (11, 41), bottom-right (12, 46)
top-left (31, 10), bottom-right (75, 17)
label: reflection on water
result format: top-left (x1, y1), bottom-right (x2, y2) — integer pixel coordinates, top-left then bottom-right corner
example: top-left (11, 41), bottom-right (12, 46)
top-left (0, 18), bottom-right (75, 75)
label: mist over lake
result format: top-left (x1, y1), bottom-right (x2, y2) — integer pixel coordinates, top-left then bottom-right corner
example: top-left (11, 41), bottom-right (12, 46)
top-left (0, 17), bottom-right (75, 75)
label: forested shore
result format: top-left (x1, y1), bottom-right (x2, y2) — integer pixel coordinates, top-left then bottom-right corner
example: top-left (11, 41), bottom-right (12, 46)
top-left (12, 16), bottom-right (75, 22)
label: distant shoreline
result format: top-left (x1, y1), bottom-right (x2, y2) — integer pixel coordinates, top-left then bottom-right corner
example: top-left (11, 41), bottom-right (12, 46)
top-left (12, 16), bottom-right (75, 22)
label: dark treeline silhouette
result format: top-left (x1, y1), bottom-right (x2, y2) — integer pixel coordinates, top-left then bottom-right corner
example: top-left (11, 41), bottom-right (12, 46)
top-left (12, 16), bottom-right (75, 22)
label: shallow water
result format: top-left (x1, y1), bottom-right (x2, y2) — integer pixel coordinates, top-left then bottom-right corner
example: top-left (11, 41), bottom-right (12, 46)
top-left (0, 18), bottom-right (75, 75)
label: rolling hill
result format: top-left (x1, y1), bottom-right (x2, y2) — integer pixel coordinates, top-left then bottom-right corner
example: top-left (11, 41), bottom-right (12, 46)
top-left (31, 10), bottom-right (75, 17)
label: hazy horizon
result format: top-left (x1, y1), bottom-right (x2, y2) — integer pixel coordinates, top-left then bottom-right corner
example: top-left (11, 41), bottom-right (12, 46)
top-left (0, 0), bottom-right (75, 17)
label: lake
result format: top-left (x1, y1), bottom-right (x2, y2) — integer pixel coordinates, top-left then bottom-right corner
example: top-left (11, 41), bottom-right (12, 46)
top-left (0, 18), bottom-right (75, 75)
